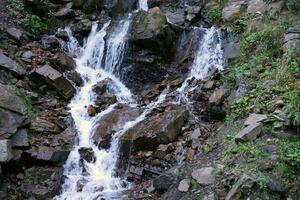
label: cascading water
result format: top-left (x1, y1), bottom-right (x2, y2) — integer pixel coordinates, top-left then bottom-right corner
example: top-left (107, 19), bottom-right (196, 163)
top-left (138, 0), bottom-right (148, 11)
top-left (54, 18), bottom-right (136, 200)
top-left (177, 27), bottom-right (224, 103)
top-left (55, 1), bottom-right (224, 197)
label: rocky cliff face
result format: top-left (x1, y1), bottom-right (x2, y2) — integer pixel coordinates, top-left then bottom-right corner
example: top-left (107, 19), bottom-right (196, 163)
top-left (0, 0), bottom-right (299, 199)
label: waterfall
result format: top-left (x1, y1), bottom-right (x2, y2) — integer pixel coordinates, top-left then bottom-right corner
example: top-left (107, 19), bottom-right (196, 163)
top-left (54, 1), bottom-right (226, 198)
top-left (54, 18), bottom-right (135, 200)
top-left (177, 27), bottom-right (224, 103)
top-left (138, 0), bottom-right (148, 11)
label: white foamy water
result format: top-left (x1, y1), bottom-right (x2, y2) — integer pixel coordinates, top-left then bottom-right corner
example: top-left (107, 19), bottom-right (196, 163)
top-left (138, 0), bottom-right (148, 11)
top-left (54, 18), bottom-right (135, 200)
top-left (177, 27), bottom-right (224, 102)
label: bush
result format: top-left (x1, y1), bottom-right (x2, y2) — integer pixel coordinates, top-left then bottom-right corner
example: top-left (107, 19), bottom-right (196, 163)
top-left (229, 18), bottom-right (247, 34)
top-left (20, 14), bottom-right (49, 36)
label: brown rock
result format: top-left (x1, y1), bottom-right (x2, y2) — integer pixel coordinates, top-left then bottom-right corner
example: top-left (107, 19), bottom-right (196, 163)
top-left (209, 88), bottom-right (225, 105)
top-left (87, 105), bottom-right (96, 116)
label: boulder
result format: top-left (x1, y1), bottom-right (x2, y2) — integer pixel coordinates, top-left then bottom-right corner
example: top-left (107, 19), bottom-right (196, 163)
top-left (49, 53), bottom-right (76, 72)
top-left (64, 70), bottom-right (83, 86)
top-left (225, 174), bottom-right (255, 200)
top-left (121, 104), bottom-right (189, 152)
top-left (92, 105), bottom-right (141, 147)
top-left (191, 167), bottom-right (215, 185)
top-left (81, 0), bottom-right (136, 15)
top-left (0, 84), bottom-right (28, 138)
top-left (235, 123), bottom-right (262, 142)
top-left (0, 51), bottom-right (26, 76)
top-left (30, 64), bottom-right (76, 99)
top-left (0, 140), bottom-right (13, 162)
top-left (5, 27), bottom-right (29, 43)
top-left (124, 7), bottom-right (178, 91)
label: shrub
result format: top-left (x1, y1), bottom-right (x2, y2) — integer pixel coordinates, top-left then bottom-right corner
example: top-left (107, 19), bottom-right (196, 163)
top-left (284, 0), bottom-right (300, 12)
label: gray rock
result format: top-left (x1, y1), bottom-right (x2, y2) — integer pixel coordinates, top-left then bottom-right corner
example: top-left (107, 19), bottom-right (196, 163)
top-left (6, 27), bottom-right (27, 42)
top-left (0, 140), bottom-right (13, 162)
top-left (54, 5), bottom-right (75, 19)
top-left (0, 84), bottom-right (28, 138)
top-left (209, 88), bottom-right (225, 105)
top-left (11, 129), bottom-right (29, 148)
top-left (202, 192), bottom-right (216, 200)
top-left (191, 167), bottom-right (215, 185)
top-left (191, 128), bottom-right (201, 149)
top-left (178, 179), bottom-right (190, 192)
top-left (185, 5), bottom-right (201, 21)
top-left (0, 51), bottom-right (26, 76)
top-left (235, 123), bottom-right (262, 142)
top-left (153, 174), bottom-right (175, 191)
top-left (30, 118), bottom-right (60, 134)
top-left (283, 21), bottom-right (300, 55)
top-left (22, 51), bottom-right (34, 59)
top-left (244, 113), bottom-right (267, 126)
top-left (30, 64), bottom-right (76, 99)
top-left (267, 176), bottom-right (286, 194)
top-left (222, 0), bottom-right (246, 20)
top-left (247, 0), bottom-right (268, 15)
top-left (29, 146), bottom-right (70, 163)
top-left (225, 174), bottom-right (255, 200)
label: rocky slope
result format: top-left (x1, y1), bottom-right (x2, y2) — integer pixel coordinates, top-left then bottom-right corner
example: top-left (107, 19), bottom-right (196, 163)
top-left (0, 0), bottom-right (299, 199)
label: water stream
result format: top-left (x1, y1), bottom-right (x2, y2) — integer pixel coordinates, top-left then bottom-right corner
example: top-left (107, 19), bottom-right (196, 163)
top-left (55, 3), bottom-right (224, 199)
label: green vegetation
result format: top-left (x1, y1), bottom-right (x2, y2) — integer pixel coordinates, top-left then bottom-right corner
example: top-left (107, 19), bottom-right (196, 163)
top-left (284, 0), bottom-right (300, 12)
top-left (223, 13), bottom-right (300, 129)
top-left (206, 8), bottom-right (222, 24)
top-left (7, 0), bottom-right (54, 37)
top-left (15, 89), bottom-right (36, 120)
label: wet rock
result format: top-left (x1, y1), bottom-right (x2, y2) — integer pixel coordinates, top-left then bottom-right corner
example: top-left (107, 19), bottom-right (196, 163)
top-left (244, 113), bottom-right (267, 126)
top-left (235, 123), bottom-right (262, 142)
top-left (178, 179), bottom-right (190, 192)
top-left (71, 19), bottom-right (93, 35)
top-left (223, 33), bottom-right (240, 61)
top-left (153, 173), bottom-right (175, 191)
top-left (0, 51), bottom-right (26, 76)
top-left (222, 0), bottom-right (246, 20)
top-left (65, 70), bottom-right (83, 86)
top-left (87, 105), bottom-right (96, 116)
top-left (11, 129), bottom-right (29, 148)
top-left (0, 84), bottom-right (28, 138)
top-left (78, 147), bottom-right (95, 162)
top-left (0, 140), bottom-right (14, 162)
top-left (191, 167), bottom-right (215, 185)
top-left (185, 5), bottom-right (201, 22)
top-left (81, 0), bottom-right (136, 15)
top-left (30, 64), bottom-right (76, 99)
top-left (49, 52), bottom-right (76, 72)
top-left (225, 174), bottom-right (255, 200)
top-left (92, 105), bottom-right (141, 147)
top-left (41, 35), bottom-right (61, 50)
top-left (209, 88), bottom-right (225, 105)
top-left (186, 148), bottom-right (195, 161)
top-left (30, 118), bottom-right (61, 134)
top-left (125, 7), bottom-right (178, 91)
top-left (121, 104), bottom-right (189, 152)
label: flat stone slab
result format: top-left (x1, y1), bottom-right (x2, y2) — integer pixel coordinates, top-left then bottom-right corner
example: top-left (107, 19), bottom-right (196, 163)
top-left (235, 123), bottom-right (262, 142)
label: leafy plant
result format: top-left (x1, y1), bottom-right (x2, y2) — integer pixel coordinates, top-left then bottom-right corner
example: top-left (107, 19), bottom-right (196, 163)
top-left (206, 8), bottom-right (221, 24)
top-left (229, 18), bottom-right (247, 34)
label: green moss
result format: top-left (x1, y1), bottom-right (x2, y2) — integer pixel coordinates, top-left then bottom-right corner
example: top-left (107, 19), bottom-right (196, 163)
top-left (206, 8), bottom-right (222, 24)
top-left (15, 89), bottom-right (36, 120)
